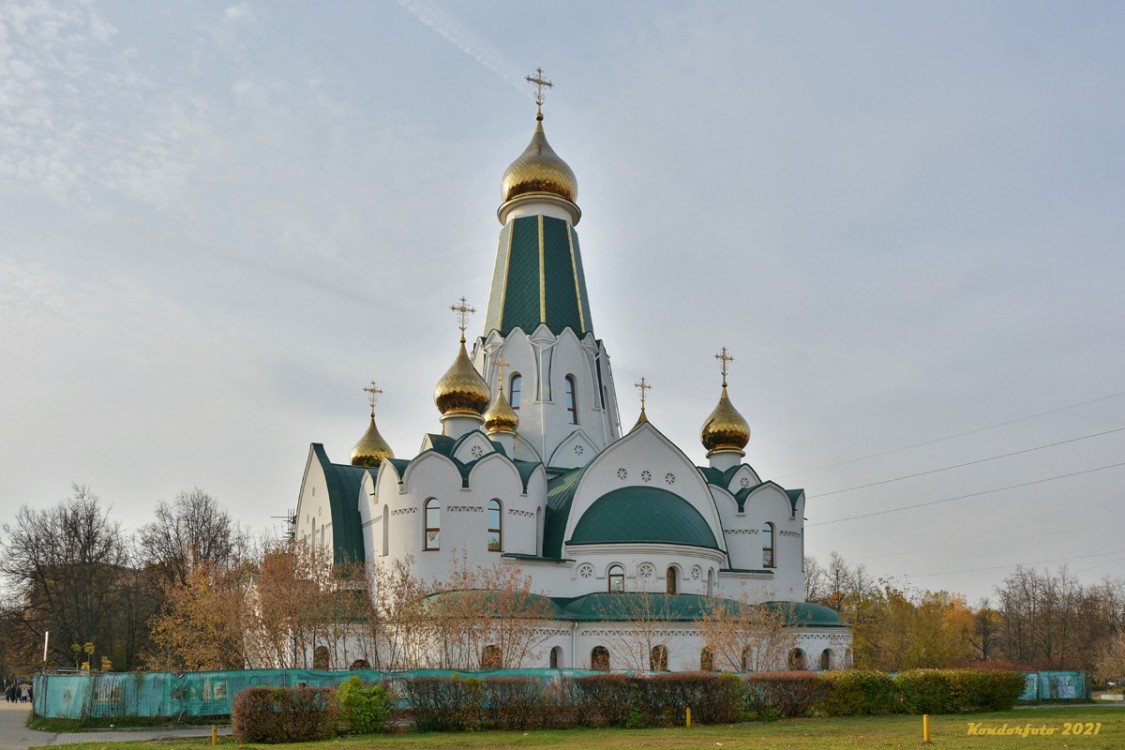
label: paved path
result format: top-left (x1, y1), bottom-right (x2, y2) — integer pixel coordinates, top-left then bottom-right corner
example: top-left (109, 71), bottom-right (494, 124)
top-left (0, 703), bottom-right (231, 749)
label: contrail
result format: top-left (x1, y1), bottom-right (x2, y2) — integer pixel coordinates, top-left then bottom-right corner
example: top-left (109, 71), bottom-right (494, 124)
top-left (397, 0), bottom-right (530, 96)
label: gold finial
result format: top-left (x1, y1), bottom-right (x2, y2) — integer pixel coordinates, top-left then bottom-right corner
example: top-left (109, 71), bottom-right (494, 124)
top-left (715, 346), bottom-right (734, 388)
top-left (450, 296), bottom-right (476, 343)
top-left (362, 380), bottom-right (383, 418)
top-left (525, 66), bottom-right (553, 120)
top-left (494, 356), bottom-right (511, 393)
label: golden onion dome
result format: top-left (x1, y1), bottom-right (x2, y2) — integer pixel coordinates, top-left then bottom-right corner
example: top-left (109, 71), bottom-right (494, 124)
top-left (434, 340), bottom-right (491, 417)
top-left (501, 117), bottom-right (578, 204)
top-left (483, 387), bottom-right (519, 434)
top-left (700, 386), bottom-right (751, 454)
top-left (351, 415), bottom-right (394, 467)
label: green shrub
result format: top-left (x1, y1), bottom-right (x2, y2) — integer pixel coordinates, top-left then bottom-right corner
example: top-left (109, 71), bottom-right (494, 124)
top-left (480, 677), bottom-right (545, 730)
top-left (895, 670), bottom-right (953, 714)
top-left (949, 669), bottom-right (1026, 711)
top-left (231, 686), bottom-right (339, 743)
top-left (569, 674), bottom-right (633, 727)
top-left (336, 675), bottom-right (391, 735)
top-left (744, 672), bottom-right (830, 718)
top-left (821, 670), bottom-right (898, 716)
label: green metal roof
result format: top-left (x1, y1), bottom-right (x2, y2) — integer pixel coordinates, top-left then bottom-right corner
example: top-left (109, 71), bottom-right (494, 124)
top-left (568, 486), bottom-right (719, 550)
top-left (761, 601), bottom-right (847, 627)
top-left (544, 465), bottom-right (590, 558)
top-left (482, 215), bottom-right (593, 337)
top-left (311, 444), bottom-right (367, 565)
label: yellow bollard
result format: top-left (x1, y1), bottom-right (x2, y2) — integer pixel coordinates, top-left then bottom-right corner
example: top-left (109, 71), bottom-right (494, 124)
top-left (212, 724), bottom-right (218, 745)
top-left (923, 714), bottom-right (931, 743)
top-left (685, 707), bottom-right (691, 728)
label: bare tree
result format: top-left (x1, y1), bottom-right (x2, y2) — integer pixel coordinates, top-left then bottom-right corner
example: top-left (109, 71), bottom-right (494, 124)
top-left (139, 488), bottom-right (245, 588)
top-left (0, 485), bottom-right (142, 670)
top-left (700, 596), bottom-right (796, 672)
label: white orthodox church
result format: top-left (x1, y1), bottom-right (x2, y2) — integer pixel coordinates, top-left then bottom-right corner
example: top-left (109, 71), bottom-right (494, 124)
top-left (291, 78), bottom-right (850, 673)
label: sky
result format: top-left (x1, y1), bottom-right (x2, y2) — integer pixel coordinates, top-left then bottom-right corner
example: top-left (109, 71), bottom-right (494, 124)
top-left (2, 0), bottom-right (1123, 605)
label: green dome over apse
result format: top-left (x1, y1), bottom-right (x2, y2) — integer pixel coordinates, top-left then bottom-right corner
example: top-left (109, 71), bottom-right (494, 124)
top-left (568, 486), bottom-right (719, 550)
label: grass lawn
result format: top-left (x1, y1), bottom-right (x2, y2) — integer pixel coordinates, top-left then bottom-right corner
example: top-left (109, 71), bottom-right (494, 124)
top-left (45, 706), bottom-right (1124, 750)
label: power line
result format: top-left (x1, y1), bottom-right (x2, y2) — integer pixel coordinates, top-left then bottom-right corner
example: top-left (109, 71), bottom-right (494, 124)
top-left (806, 460), bottom-right (1125, 527)
top-left (905, 549), bottom-right (1125, 579)
top-left (808, 427), bottom-right (1125, 498)
top-left (862, 518), bottom-right (1125, 560)
top-left (778, 390), bottom-right (1125, 479)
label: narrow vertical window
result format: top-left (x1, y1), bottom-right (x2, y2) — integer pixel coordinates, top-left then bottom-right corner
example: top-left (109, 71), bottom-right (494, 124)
top-left (650, 645), bottom-right (668, 672)
top-left (788, 648), bottom-right (806, 671)
top-left (487, 499), bottom-right (502, 552)
top-left (666, 566), bottom-right (678, 595)
top-left (607, 563), bottom-right (625, 593)
top-left (510, 374), bottom-right (521, 412)
top-left (819, 649), bottom-right (832, 671)
top-left (424, 499), bottom-right (440, 550)
top-left (591, 646), bottom-right (610, 671)
top-left (564, 375), bottom-right (578, 424)
top-left (381, 504), bottom-right (389, 556)
top-left (549, 646), bottom-right (561, 669)
top-left (762, 522), bottom-right (775, 568)
top-left (481, 645), bottom-right (502, 670)
top-left (701, 648), bottom-right (714, 672)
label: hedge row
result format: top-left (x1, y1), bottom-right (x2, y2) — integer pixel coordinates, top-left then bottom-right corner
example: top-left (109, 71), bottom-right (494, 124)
top-left (231, 669), bottom-right (1028, 739)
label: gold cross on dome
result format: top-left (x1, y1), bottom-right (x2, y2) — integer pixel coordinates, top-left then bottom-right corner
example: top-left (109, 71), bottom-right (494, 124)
top-left (450, 296), bottom-right (476, 342)
top-left (635, 377), bottom-right (652, 411)
top-left (525, 67), bottom-right (553, 118)
top-left (494, 356), bottom-right (511, 392)
top-left (362, 380), bottom-right (384, 417)
top-left (715, 346), bottom-right (734, 388)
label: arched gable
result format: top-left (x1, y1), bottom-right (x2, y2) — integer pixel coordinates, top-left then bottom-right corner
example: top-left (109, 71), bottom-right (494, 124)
top-left (451, 431), bottom-right (497, 464)
top-left (559, 422), bottom-right (726, 556)
top-left (547, 428), bottom-right (598, 469)
top-left (464, 450), bottom-right (527, 494)
top-left (739, 481), bottom-right (797, 517)
top-left (400, 450), bottom-right (465, 495)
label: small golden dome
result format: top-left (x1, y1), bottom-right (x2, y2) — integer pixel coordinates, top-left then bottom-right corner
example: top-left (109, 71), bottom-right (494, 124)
top-left (484, 388), bottom-right (519, 434)
top-left (434, 341), bottom-right (491, 417)
top-left (351, 415), bottom-right (394, 467)
top-left (501, 118), bottom-right (578, 203)
top-left (700, 386), bottom-right (750, 454)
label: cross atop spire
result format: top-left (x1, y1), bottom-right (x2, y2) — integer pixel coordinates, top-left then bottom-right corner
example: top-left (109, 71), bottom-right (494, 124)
top-left (635, 377), bottom-right (652, 411)
top-left (362, 380), bottom-right (384, 417)
top-left (450, 296), bottom-right (476, 343)
top-left (715, 346), bottom-right (734, 388)
top-left (525, 66), bottom-right (553, 120)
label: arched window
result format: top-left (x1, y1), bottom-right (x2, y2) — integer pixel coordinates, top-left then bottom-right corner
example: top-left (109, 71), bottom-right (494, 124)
top-left (701, 648), bottom-right (714, 672)
top-left (762, 522), bottom-right (775, 568)
top-left (349, 659), bottom-right (370, 669)
top-left (510, 373), bottom-right (521, 412)
top-left (549, 646), bottom-right (562, 669)
top-left (481, 644), bottom-right (502, 670)
top-left (740, 645), bottom-right (752, 672)
top-left (650, 644), bottom-right (668, 671)
top-left (666, 566), bottom-right (678, 595)
top-left (424, 499), bottom-right (440, 550)
top-left (564, 375), bottom-right (578, 424)
top-left (313, 645), bottom-right (330, 670)
top-left (788, 648), bottom-right (806, 671)
top-left (819, 649), bottom-right (832, 671)
top-left (591, 646), bottom-right (610, 671)
top-left (607, 564), bottom-right (625, 593)
top-left (487, 499), bottom-right (502, 552)
top-left (706, 568), bottom-right (715, 596)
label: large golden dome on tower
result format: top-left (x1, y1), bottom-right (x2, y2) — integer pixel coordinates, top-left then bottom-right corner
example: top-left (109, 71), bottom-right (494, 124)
top-left (351, 415), bottom-right (394, 467)
top-left (700, 386), bottom-right (751, 454)
top-left (501, 117), bottom-right (578, 204)
top-left (434, 340), bottom-right (491, 418)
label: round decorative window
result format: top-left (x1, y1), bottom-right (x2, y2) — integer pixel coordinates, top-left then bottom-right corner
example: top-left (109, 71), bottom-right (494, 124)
top-left (617, 468), bottom-right (628, 480)
top-left (470, 445), bottom-right (484, 459)
top-left (574, 444), bottom-right (584, 455)
top-left (638, 563), bottom-right (655, 579)
top-left (578, 563), bottom-right (594, 579)
top-left (691, 566), bottom-right (702, 580)
top-left (665, 472), bottom-right (675, 485)
top-left (740, 476), bottom-right (751, 488)
top-left (641, 470), bottom-right (652, 483)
